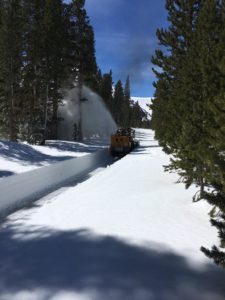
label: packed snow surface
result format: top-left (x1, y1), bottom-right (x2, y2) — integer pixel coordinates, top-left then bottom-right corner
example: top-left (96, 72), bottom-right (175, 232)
top-left (0, 129), bottom-right (225, 300)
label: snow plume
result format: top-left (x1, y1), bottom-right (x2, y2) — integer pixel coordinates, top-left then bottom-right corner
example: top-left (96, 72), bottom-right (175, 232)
top-left (57, 86), bottom-right (117, 141)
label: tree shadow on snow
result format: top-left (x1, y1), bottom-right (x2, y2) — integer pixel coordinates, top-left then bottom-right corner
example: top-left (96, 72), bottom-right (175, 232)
top-left (135, 131), bottom-right (153, 141)
top-left (0, 226), bottom-right (224, 300)
top-left (47, 139), bottom-right (109, 154)
top-left (0, 140), bottom-right (74, 165)
top-left (129, 144), bottom-right (160, 155)
top-left (0, 170), bottom-right (15, 178)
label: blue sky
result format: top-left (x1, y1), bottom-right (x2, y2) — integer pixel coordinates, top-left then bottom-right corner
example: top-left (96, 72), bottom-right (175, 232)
top-left (85, 0), bottom-right (168, 97)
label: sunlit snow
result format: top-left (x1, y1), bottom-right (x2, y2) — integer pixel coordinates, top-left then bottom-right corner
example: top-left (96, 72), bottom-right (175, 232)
top-left (0, 129), bottom-right (224, 300)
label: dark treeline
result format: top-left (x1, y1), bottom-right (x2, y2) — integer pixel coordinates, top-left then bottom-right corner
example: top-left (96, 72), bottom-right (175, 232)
top-left (98, 72), bottom-right (150, 129)
top-left (0, 0), bottom-right (148, 143)
top-left (151, 0), bottom-right (225, 268)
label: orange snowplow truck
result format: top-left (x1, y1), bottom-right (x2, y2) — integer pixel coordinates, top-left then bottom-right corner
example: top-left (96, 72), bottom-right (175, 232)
top-left (110, 128), bottom-right (139, 156)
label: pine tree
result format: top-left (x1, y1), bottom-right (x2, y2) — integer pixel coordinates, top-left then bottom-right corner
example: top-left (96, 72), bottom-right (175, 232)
top-left (0, 0), bottom-right (99, 142)
top-left (99, 70), bottom-right (113, 110)
top-left (21, 0), bottom-right (69, 140)
top-left (0, 0), bottom-right (24, 141)
top-left (113, 80), bottom-right (124, 126)
top-left (66, 0), bottom-right (98, 140)
top-left (67, 0), bottom-right (97, 88)
top-left (181, 0), bottom-right (221, 196)
top-left (123, 75), bottom-right (131, 126)
top-left (201, 215), bottom-right (225, 268)
top-left (198, 0), bottom-right (225, 267)
top-left (152, 0), bottom-right (225, 268)
top-left (151, 0), bottom-right (203, 154)
top-left (151, 0), bottom-right (207, 193)
top-left (129, 100), bottom-right (143, 128)
top-left (41, 0), bottom-right (67, 139)
top-left (94, 68), bottom-right (102, 94)
top-left (21, 0), bottom-right (47, 140)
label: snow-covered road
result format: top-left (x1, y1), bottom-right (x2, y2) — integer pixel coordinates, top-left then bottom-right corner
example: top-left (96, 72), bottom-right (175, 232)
top-left (0, 129), bottom-right (225, 300)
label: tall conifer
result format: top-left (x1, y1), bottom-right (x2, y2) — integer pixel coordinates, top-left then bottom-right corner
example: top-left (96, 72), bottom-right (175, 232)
top-left (0, 0), bottom-right (23, 140)
top-left (99, 70), bottom-right (113, 109)
top-left (199, 0), bottom-right (225, 267)
top-left (123, 75), bottom-right (131, 126)
top-left (113, 80), bottom-right (124, 126)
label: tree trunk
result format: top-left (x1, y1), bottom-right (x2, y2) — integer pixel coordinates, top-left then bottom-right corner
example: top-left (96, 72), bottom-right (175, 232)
top-left (9, 57), bottom-right (16, 141)
top-left (77, 72), bottom-right (83, 141)
top-left (44, 83), bottom-right (49, 141)
top-left (200, 175), bottom-right (205, 198)
top-left (52, 79), bottom-right (58, 139)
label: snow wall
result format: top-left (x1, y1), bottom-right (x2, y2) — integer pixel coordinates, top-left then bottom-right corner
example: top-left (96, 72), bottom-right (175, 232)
top-left (0, 149), bottom-right (110, 217)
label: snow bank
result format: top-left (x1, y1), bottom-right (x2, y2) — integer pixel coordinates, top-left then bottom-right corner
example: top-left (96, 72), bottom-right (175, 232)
top-left (0, 149), bottom-right (109, 217)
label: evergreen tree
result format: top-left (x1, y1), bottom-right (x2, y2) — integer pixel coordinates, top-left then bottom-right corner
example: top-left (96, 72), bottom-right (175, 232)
top-left (179, 0), bottom-right (221, 196)
top-left (99, 70), bottom-right (113, 110)
top-left (94, 68), bottom-right (102, 94)
top-left (201, 215), bottom-right (225, 268)
top-left (0, 0), bottom-right (24, 140)
top-left (21, 0), bottom-right (45, 139)
top-left (129, 100), bottom-right (143, 128)
top-left (152, 0), bottom-right (225, 267)
top-left (198, 0), bottom-right (225, 267)
top-left (151, 0), bottom-right (203, 154)
top-left (124, 75), bottom-right (130, 100)
top-left (113, 80), bottom-right (124, 126)
top-left (41, 0), bottom-right (67, 139)
top-left (67, 0), bottom-right (97, 88)
top-left (66, 0), bottom-right (98, 140)
top-left (0, 0), bottom-right (99, 141)
top-left (123, 75), bottom-right (131, 126)
top-left (151, 0), bottom-right (207, 192)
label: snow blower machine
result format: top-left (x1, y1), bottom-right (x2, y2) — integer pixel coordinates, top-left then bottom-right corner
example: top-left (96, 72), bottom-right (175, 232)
top-left (110, 128), bottom-right (139, 156)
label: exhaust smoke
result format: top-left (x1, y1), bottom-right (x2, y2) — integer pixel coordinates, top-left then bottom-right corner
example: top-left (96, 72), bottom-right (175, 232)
top-left (57, 86), bottom-right (117, 141)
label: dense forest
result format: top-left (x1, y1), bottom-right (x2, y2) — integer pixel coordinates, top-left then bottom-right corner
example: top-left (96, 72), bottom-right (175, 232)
top-left (0, 0), bottom-right (149, 143)
top-left (151, 0), bottom-right (225, 267)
